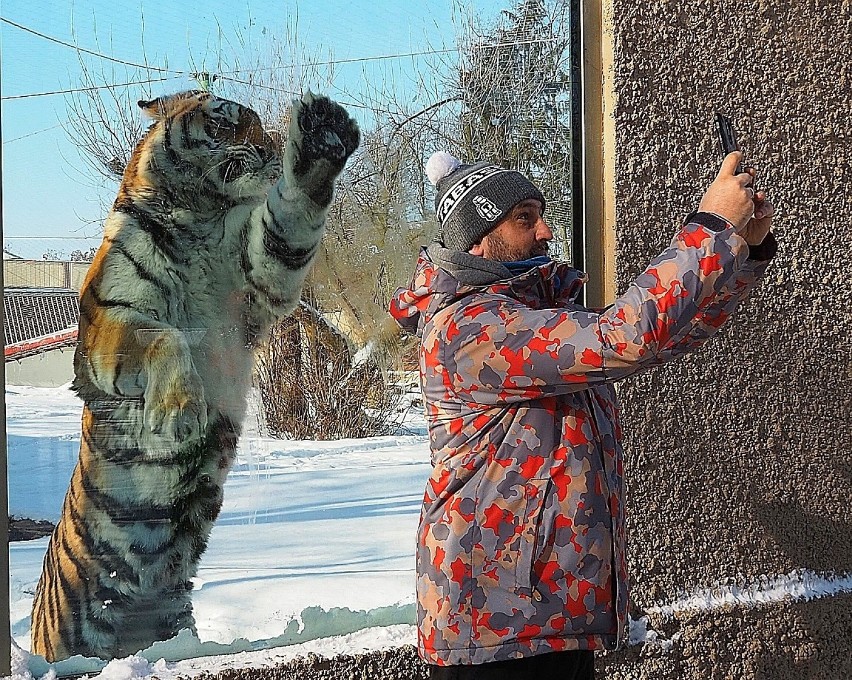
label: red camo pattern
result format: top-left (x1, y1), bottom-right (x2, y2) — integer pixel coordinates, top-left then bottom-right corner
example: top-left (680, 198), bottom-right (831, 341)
top-left (389, 220), bottom-right (771, 666)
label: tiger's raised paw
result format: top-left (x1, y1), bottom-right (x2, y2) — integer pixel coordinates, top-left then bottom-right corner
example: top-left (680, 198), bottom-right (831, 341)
top-left (287, 93), bottom-right (360, 206)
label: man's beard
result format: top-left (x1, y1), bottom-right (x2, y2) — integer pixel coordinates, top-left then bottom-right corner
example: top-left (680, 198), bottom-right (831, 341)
top-left (486, 231), bottom-right (549, 262)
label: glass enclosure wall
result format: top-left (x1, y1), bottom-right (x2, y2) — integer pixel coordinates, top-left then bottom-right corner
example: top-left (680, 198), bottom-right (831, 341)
top-left (2, 0), bottom-right (582, 673)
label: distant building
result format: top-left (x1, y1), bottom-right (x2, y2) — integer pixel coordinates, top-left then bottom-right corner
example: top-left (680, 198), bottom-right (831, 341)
top-left (3, 258), bottom-right (91, 290)
top-left (3, 249), bottom-right (93, 382)
top-left (4, 287), bottom-right (80, 387)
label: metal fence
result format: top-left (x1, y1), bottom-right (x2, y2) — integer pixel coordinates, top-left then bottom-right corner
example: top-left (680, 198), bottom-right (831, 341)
top-left (3, 288), bottom-right (80, 348)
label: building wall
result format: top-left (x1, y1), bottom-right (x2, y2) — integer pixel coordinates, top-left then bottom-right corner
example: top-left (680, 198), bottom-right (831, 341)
top-left (598, 1), bottom-right (852, 678)
top-left (5, 348), bottom-right (75, 387)
top-left (3, 260), bottom-right (90, 290)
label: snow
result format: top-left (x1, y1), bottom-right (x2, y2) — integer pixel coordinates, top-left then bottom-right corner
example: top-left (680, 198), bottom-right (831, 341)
top-left (9, 626), bottom-right (419, 680)
top-left (6, 384), bottom-right (428, 678)
top-left (644, 569), bottom-right (852, 619)
top-left (5, 384), bottom-right (851, 679)
top-left (628, 568), bottom-right (852, 650)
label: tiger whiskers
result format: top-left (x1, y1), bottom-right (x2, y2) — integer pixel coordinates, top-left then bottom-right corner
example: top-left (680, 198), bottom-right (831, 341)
top-left (197, 156), bottom-right (233, 191)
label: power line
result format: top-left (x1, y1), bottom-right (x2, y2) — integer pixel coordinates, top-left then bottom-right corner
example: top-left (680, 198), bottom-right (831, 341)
top-left (219, 46), bottom-right (458, 75)
top-left (1, 76), bottom-right (181, 101)
top-left (2, 123), bottom-right (65, 144)
top-left (217, 37), bottom-right (562, 76)
top-left (0, 16), bottom-right (180, 74)
top-left (216, 75), bottom-right (377, 113)
top-left (215, 75), bottom-right (301, 97)
top-left (215, 75), bottom-right (450, 130)
top-left (2, 14), bottom-right (561, 80)
top-left (2, 13), bottom-right (563, 103)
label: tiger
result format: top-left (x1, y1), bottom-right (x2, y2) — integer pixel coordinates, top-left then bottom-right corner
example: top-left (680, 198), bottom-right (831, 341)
top-left (30, 90), bottom-right (360, 662)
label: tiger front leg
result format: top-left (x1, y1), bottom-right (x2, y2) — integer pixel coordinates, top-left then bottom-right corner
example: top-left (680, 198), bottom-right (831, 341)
top-left (137, 328), bottom-right (208, 452)
top-left (242, 94), bottom-right (359, 317)
top-left (284, 93), bottom-right (360, 207)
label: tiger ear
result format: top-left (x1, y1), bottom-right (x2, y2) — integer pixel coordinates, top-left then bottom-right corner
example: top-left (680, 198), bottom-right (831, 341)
top-left (138, 96), bottom-right (166, 120)
top-left (137, 91), bottom-right (210, 120)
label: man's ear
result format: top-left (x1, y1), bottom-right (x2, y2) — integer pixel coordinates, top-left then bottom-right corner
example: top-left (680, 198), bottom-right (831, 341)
top-left (469, 240), bottom-right (485, 257)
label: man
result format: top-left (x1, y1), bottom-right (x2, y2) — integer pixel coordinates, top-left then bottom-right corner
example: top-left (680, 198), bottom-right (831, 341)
top-left (389, 150), bottom-right (776, 679)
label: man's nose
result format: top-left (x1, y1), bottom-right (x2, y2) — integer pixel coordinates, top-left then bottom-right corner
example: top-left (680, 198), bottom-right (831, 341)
top-left (536, 217), bottom-right (553, 241)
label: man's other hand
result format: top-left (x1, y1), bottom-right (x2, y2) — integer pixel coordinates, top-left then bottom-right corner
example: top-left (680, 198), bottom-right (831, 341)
top-left (698, 151), bottom-right (773, 245)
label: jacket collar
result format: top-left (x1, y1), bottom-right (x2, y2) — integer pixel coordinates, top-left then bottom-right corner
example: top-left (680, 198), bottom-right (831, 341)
top-left (389, 246), bottom-right (588, 337)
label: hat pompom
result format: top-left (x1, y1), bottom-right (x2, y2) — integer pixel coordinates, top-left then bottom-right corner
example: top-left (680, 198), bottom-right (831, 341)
top-left (426, 151), bottom-right (461, 186)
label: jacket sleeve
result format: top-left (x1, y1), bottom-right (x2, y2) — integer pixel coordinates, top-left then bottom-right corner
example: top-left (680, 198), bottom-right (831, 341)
top-left (629, 212), bottom-right (776, 360)
top-left (431, 216), bottom-right (774, 405)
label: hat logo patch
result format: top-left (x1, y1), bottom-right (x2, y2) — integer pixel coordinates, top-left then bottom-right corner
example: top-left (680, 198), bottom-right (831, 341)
top-left (436, 165), bottom-right (506, 222)
top-left (473, 195), bottom-right (502, 221)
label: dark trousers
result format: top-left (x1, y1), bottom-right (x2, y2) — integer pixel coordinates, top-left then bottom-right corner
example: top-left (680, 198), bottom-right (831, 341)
top-left (428, 651), bottom-right (595, 680)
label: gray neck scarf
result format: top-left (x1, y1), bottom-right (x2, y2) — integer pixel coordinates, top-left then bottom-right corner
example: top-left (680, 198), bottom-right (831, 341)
top-left (425, 243), bottom-right (513, 287)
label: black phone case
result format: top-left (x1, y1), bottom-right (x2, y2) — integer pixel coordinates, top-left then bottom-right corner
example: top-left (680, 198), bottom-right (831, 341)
top-left (715, 112), bottom-right (749, 181)
top-left (716, 112), bottom-right (738, 156)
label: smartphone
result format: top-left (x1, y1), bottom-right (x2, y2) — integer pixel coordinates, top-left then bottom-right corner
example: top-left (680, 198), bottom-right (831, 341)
top-left (716, 112), bottom-right (751, 183)
top-left (716, 112), bottom-right (739, 156)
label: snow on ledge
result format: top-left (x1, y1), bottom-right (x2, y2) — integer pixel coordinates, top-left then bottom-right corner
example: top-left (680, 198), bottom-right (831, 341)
top-left (628, 569), bottom-right (852, 650)
top-left (11, 571), bottom-right (850, 678)
top-left (645, 569), bottom-right (852, 620)
top-left (11, 625), bottom-right (418, 680)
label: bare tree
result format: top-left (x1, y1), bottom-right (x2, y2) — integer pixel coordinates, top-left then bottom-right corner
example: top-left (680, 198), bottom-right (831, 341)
top-left (62, 14), bottom-right (333, 184)
top-left (255, 301), bottom-right (407, 440)
top-left (59, 4), bottom-right (580, 439)
top-left (70, 247), bottom-right (99, 262)
top-left (63, 60), bottom-right (162, 185)
top-left (443, 0), bottom-right (576, 258)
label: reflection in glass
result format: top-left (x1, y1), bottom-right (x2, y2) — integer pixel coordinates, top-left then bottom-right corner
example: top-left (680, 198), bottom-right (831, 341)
top-left (3, 0), bottom-right (580, 669)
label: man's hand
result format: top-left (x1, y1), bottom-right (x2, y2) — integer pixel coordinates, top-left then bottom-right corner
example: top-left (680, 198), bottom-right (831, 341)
top-left (740, 188), bottom-right (774, 246)
top-left (698, 151), bottom-right (774, 245)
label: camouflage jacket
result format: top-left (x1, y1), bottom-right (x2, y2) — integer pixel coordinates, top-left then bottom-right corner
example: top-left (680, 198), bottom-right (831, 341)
top-left (389, 213), bottom-right (775, 666)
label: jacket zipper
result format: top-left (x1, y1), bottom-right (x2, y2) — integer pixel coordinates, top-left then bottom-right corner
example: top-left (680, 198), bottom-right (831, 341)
top-left (529, 477), bottom-right (554, 596)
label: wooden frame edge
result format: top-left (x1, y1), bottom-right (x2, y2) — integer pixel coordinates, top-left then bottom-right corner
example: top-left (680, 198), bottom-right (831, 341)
top-left (581, 0), bottom-right (617, 307)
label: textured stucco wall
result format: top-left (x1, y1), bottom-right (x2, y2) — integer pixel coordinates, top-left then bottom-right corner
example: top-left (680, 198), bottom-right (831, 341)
top-left (597, 1), bottom-right (852, 678)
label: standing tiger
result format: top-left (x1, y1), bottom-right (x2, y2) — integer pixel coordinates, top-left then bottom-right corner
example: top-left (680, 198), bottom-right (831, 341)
top-left (30, 90), bottom-right (359, 662)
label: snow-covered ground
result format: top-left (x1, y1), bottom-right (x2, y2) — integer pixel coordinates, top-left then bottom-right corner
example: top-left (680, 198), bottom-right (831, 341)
top-left (6, 384), bottom-right (851, 680)
top-left (6, 384), bottom-right (430, 678)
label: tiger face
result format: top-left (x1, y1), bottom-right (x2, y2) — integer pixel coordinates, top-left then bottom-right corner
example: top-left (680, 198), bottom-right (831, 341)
top-left (137, 91), bottom-right (282, 202)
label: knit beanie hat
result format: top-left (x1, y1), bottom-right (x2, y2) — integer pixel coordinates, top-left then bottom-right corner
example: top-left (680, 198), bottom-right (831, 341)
top-left (426, 151), bottom-right (546, 252)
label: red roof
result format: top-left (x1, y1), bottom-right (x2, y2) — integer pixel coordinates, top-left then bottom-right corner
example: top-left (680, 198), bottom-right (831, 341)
top-left (4, 289), bottom-right (80, 360)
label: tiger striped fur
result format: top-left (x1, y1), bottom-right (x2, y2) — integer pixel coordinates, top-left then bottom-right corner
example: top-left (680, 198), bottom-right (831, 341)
top-left (30, 90), bottom-right (359, 662)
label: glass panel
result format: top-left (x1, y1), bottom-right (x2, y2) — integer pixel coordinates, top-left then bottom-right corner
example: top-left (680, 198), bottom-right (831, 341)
top-left (2, 0), bottom-right (582, 673)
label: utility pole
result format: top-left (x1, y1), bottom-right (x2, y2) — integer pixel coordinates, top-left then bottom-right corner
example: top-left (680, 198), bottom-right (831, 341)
top-left (192, 72), bottom-right (218, 92)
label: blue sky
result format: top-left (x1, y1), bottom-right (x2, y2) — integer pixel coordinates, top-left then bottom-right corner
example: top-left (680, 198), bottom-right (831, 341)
top-left (1, 0), bottom-right (508, 253)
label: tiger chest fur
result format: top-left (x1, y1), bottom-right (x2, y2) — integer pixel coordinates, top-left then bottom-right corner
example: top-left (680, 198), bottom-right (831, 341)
top-left (30, 90), bottom-right (359, 662)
